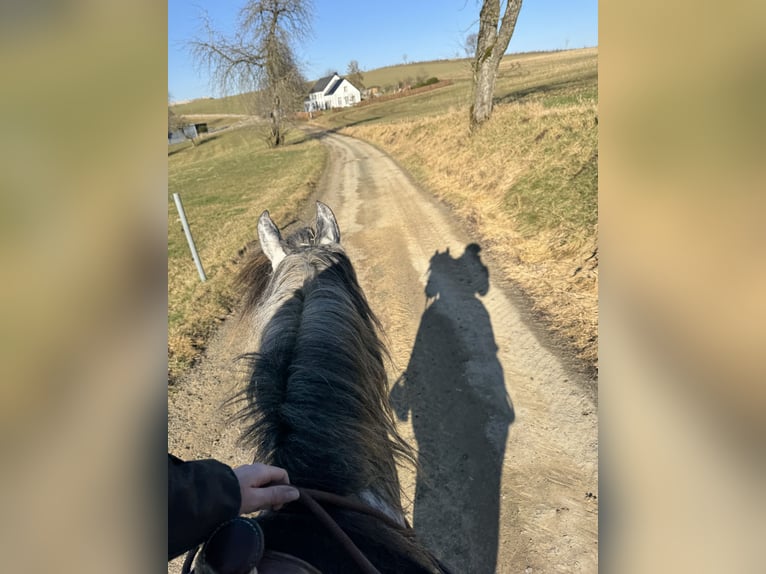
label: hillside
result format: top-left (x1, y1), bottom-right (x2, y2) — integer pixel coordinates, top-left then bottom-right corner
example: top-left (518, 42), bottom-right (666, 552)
top-left (314, 48), bottom-right (599, 370)
top-left (171, 48), bottom-right (595, 116)
top-left (168, 47), bottom-right (598, 377)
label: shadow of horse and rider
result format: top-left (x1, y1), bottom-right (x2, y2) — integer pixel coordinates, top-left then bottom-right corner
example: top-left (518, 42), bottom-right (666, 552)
top-left (391, 244), bottom-right (515, 573)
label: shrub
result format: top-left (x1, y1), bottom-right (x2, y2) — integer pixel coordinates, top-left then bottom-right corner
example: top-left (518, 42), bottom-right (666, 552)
top-left (413, 76), bottom-right (439, 89)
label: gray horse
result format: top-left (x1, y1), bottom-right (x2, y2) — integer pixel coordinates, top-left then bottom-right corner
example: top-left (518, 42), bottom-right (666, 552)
top-left (224, 202), bottom-right (450, 573)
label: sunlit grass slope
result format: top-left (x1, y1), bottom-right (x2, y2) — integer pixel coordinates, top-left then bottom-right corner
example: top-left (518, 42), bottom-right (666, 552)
top-left (168, 126), bottom-right (326, 382)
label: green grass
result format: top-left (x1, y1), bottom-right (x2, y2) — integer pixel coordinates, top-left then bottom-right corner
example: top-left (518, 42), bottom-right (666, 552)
top-left (171, 93), bottom-right (252, 115)
top-left (505, 145), bottom-right (598, 235)
top-left (358, 50), bottom-right (577, 88)
top-left (361, 58), bottom-right (474, 88)
top-left (168, 125), bottom-right (326, 382)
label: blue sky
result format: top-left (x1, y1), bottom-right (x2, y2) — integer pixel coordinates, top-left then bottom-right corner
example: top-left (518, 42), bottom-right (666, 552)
top-left (169, 0), bottom-right (598, 102)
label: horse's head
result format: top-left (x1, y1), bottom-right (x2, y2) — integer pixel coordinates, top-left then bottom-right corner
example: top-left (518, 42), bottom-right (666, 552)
top-left (236, 200), bottom-right (404, 496)
top-left (235, 201), bottom-right (352, 335)
top-left (257, 201), bottom-right (341, 271)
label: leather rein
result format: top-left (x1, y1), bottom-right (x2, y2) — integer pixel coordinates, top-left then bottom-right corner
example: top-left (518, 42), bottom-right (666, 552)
top-left (182, 487), bottom-right (408, 574)
top-left (294, 487), bottom-right (407, 574)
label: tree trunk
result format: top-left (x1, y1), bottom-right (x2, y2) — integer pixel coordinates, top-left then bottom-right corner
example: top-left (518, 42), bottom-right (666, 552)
top-left (270, 117), bottom-right (280, 147)
top-left (470, 0), bottom-right (523, 131)
top-left (269, 94), bottom-right (283, 147)
top-left (472, 54), bottom-right (500, 127)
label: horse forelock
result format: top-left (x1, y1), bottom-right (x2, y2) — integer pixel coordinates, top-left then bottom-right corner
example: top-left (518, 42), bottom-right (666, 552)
top-left (233, 230), bottom-right (414, 512)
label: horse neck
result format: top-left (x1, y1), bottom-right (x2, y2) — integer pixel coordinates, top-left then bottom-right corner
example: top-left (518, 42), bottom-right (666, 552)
top-left (246, 255), bottom-right (406, 517)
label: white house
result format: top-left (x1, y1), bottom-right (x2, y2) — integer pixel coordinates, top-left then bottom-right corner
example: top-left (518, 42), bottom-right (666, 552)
top-left (305, 73), bottom-right (361, 112)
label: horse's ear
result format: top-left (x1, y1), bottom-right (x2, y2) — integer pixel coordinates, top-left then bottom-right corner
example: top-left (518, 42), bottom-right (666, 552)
top-left (257, 210), bottom-right (286, 270)
top-left (316, 201), bottom-right (340, 245)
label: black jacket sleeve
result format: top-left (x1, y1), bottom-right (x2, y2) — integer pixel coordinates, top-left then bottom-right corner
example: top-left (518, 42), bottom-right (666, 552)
top-left (168, 453), bottom-right (241, 560)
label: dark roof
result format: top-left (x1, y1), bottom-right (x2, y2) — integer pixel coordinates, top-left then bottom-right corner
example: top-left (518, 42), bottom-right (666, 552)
top-left (309, 74), bottom-right (338, 94)
top-left (325, 78), bottom-right (344, 96)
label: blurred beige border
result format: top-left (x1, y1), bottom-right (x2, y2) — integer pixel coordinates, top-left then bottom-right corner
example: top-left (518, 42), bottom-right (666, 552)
top-left (0, 2), bottom-right (167, 573)
top-left (601, 1), bottom-right (765, 571)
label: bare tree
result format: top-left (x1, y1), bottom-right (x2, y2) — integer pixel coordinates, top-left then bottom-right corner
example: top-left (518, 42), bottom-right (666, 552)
top-left (470, 0), bottom-right (522, 130)
top-left (168, 94), bottom-right (198, 146)
top-left (191, 0), bottom-right (313, 147)
top-left (168, 93), bottom-right (180, 134)
top-left (346, 60), bottom-right (364, 89)
top-left (464, 32), bottom-right (478, 58)
top-left (168, 108), bottom-right (179, 136)
top-left (168, 107), bottom-right (182, 135)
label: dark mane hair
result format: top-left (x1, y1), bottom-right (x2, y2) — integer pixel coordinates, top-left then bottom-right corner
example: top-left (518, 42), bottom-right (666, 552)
top-left (230, 207), bottom-right (443, 573)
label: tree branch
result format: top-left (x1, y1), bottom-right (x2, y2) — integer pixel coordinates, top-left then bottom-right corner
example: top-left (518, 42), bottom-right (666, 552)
top-left (494, 0), bottom-right (523, 59)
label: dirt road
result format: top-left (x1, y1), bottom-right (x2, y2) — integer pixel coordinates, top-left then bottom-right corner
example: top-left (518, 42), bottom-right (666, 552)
top-left (169, 131), bottom-right (598, 573)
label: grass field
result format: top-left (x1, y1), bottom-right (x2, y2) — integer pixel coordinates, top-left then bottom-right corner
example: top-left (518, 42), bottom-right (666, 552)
top-left (171, 94), bottom-right (251, 116)
top-left (361, 58), bottom-right (473, 87)
top-left (169, 47), bottom-right (598, 376)
top-left (314, 48), bottom-right (599, 368)
top-left (170, 50), bottom-right (588, 117)
top-left (168, 126), bottom-right (326, 382)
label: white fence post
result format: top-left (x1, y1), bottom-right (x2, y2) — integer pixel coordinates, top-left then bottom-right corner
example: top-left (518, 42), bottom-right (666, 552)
top-left (172, 193), bottom-right (207, 282)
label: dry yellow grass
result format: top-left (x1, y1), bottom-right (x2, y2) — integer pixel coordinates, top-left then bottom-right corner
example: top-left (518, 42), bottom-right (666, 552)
top-left (343, 99), bottom-right (598, 370)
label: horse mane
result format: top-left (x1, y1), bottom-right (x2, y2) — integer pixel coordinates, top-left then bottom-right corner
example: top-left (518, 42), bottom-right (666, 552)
top-left (228, 217), bottom-right (446, 573)
top-left (232, 222), bottom-right (415, 510)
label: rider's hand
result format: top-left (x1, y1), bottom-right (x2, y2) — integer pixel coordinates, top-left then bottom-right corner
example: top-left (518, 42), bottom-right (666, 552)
top-left (233, 463), bottom-right (300, 514)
